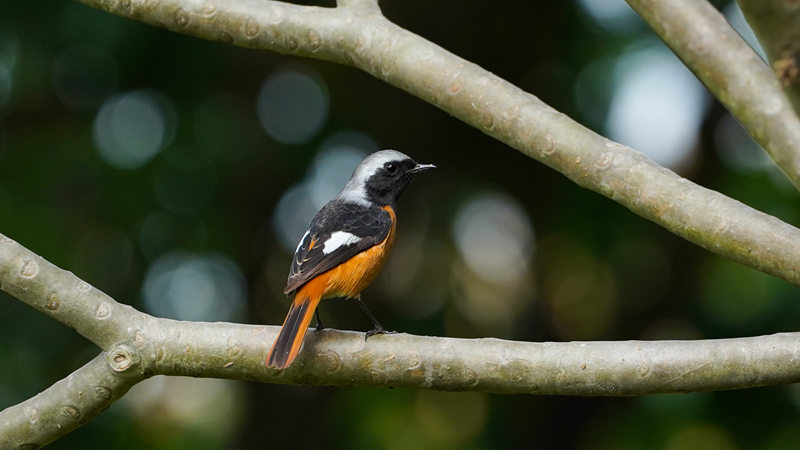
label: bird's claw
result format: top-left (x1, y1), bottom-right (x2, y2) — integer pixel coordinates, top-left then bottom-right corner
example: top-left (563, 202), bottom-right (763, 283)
top-left (365, 328), bottom-right (397, 341)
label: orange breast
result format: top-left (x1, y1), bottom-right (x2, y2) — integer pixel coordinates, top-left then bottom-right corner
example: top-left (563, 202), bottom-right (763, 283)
top-left (300, 205), bottom-right (397, 301)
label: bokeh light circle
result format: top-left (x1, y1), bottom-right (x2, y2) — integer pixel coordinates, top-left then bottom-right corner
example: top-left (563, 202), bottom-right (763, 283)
top-left (605, 44), bottom-right (709, 169)
top-left (142, 251), bottom-right (246, 322)
top-left (453, 191), bottom-right (534, 284)
top-left (576, 0), bottom-right (642, 34)
top-left (256, 69), bottom-right (329, 144)
top-left (93, 89), bottom-right (174, 169)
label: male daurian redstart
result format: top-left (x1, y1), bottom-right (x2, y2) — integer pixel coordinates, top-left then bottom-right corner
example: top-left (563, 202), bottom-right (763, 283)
top-left (266, 150), bottom-right (435, 369)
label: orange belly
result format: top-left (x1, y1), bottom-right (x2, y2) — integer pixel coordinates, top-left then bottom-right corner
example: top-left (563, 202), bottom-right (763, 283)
top-left (299, 205), bottom-right (396, 301)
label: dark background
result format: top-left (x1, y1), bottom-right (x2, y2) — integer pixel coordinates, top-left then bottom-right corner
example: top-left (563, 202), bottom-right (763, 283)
top-left (2, 0), bottom-right (799, 448)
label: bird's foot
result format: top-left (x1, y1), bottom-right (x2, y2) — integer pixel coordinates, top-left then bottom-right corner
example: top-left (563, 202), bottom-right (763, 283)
top-left (365, 327), bottom-right (397, 341)
top-left (315, 310), bottom-right (325, 331)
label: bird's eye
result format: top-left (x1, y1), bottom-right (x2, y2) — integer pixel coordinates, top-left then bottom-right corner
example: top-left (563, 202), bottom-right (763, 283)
top-left (385, 162), bottom-right (398, 175)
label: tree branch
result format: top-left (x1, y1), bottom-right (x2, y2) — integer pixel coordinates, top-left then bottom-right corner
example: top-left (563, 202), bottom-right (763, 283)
top-left (73, 0), bottom-right (800, 286)
top-left (0, 352), bottom-right (142, 448)
top-left (151, 321), bottom-right (800, 397)
top-left (4, 231), bottom-right (800, 444)
top-left (737, 0), bottom-right (800, 118)
top-left (0, 234), bottom-right (144, 350)
top-left (626, 0), bottom-right (800, 190)
top-left (336, 0), bottom-right (380, 12)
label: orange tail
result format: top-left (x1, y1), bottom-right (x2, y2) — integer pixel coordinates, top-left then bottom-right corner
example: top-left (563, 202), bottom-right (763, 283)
top-left (266, 289), bottom-right (321, 369)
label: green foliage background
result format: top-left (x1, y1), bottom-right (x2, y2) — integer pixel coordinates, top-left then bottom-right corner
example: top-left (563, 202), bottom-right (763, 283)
top-left (1, 1), bottom-right (799, 448)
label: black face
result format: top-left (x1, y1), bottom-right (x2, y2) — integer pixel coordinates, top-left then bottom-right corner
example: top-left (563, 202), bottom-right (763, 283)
top-left (364, 158), bottom-right (425, 206)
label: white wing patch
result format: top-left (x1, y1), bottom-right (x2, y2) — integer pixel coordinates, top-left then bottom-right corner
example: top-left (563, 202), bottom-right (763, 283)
top-left (295, 230), bottom-right (310, 254)
top-left (322, 231), bottom-right (362, 254)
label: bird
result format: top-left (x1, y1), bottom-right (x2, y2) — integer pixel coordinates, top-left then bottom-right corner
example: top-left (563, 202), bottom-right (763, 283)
top-left (266, 149), bottom-right (435, 369)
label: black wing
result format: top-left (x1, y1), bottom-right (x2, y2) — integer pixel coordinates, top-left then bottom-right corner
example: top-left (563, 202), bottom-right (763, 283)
top-left (284, 201), bottom-right (393, 295)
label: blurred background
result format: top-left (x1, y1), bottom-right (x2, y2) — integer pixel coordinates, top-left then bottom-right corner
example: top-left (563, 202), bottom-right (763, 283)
top-left (1, 0), bottom-right (800, 448)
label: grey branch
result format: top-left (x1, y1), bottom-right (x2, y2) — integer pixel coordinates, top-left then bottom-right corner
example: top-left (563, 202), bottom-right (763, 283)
top-left (0, 353), bottom-right (142, 449)
top-left (4, 233), bottom-right (800, 444)
top-left (0, 235), bottom-right (144, 349)
top-left (737, 0), bottom-right (800, 118)
top-left (73, 0), bottom-right (800, 286)
top-left (627, 0), bottom-right (800, 190)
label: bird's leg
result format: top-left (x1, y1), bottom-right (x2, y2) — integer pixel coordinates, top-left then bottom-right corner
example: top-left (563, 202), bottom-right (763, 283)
top-left (354, 296), bottom-right (395, 340)
top-left (315, 309), bottom-right (325, 331)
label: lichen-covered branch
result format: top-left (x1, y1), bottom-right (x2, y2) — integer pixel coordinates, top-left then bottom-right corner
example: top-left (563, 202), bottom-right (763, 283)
top-left (0, 352), bottom-right (143, 449)
top-left (737, 0), bottom-right (800, 118)
top-left (73, 0), bottom-right (800, 286)
top-left (626, 0), bottom-right (800, 190)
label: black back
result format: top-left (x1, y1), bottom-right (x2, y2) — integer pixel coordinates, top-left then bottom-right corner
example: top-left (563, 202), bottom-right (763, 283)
top-left (284, 200), bottom-right (393, 294)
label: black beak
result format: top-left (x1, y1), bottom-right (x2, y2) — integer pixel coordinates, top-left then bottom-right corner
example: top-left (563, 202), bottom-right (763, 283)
top-left (408, 163), bottom-right (436, 174)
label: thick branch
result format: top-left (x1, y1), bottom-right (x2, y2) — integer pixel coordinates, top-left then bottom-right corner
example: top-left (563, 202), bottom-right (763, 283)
top-left (0, 234), bottom-right (144, 350)
top-left (7, 320), bottom-right (800, 446)
top-left (737, 0), bottom-right (800, 117)
top-left (73, 0), bottom-right (800, 286)
top-left (147, 322), bottom-right (800, 396)
top-left (336, 0), bottom-right (380, 12)
top-left (2, 236), bottom-right (800, 398)
top-left (0, 352), bottom-right (142, 448)
top-left (626, 0), bottom-right (800, 190)
top-left (4, 230), bottom-right (800, 443)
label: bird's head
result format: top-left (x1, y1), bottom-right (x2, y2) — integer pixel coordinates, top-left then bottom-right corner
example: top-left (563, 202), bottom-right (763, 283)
top-left (338, 150), bottom-right (435, 207)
